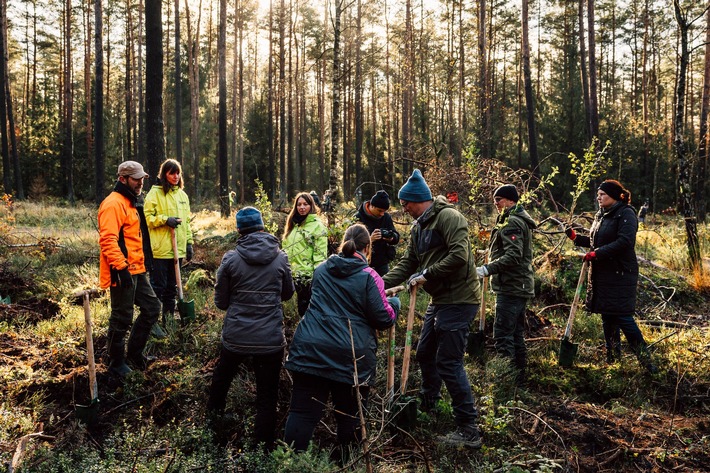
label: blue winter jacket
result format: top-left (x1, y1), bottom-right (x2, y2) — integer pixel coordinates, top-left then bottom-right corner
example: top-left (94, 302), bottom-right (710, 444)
top-left (285, 252), bottom-right (399, 385)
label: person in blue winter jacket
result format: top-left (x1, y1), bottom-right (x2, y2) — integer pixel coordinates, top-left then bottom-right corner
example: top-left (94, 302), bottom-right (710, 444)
top-left (207, 207), bottom-right (295, 450)
top-left (284, 223), bottom-right (400, 455)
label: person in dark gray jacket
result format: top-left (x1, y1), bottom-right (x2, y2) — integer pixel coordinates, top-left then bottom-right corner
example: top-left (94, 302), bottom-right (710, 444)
top-left (207, 207), bottom-right (295, 449)
top-left (284, 223), bottom-right (400, 455)
top-left (566, 179), bottom-right (656, 373)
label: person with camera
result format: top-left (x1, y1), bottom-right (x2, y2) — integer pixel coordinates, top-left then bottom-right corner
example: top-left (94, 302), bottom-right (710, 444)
top-left (383, 169), bottom-right (482, 449)
top-left (354, 190), bottom-right (400, 276)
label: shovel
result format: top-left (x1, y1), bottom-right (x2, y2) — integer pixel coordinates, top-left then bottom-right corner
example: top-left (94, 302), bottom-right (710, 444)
top-left (384, 285), bottom-right (405, 396)
top-left (171, 227), bottom-right (195, 325)
top-left (74, 289), bottom-right (100, 424)
top-left (467, 252), bottom-right (488, 359)
top-left (559, 260), bottom-right (588, 367)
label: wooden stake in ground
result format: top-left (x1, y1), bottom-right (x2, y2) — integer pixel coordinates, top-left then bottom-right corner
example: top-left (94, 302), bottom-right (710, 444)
top-left (347, 319), bottom-right (373, 473)
top-left (384, 285), bottom-right (405, 395)
top-left (400, 284), bottom-right (418, 394)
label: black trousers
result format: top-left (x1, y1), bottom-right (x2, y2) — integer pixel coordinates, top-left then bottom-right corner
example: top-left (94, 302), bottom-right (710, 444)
top-left (207, 346), bottom-right (283, 448)
top-left (284, 371), bottom-right (369, 452)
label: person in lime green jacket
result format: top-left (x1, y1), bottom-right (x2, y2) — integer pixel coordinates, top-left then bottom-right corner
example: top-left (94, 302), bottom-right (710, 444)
top-left (282, 192), bottom-right (328, 317)
top-left (144, 159), bottom-right (194, 335)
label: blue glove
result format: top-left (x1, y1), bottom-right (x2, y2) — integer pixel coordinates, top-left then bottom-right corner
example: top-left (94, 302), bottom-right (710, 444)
top-left (112, 267), bottom-right (134, 289)
top-left (186, 244), bottom-right (194, 262)
top-left (407, 270), bottom-right (427, 287)
top-left (387, 296), bottom-right (401, 314)
top-left (166, 217), bottom-right (181, 228)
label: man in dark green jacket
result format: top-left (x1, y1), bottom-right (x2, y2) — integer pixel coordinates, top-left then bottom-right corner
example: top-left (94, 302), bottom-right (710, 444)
top-left (383, 169), bottom-right (482, 449)
top-left (476, 184), bottom-right (536, 384)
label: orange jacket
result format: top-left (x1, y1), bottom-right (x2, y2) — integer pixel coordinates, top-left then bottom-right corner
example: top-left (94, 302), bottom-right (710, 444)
top-left (98, 187), bottom-right (146, 289)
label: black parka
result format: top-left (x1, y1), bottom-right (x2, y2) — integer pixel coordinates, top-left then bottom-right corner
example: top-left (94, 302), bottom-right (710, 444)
top-left (574, 202), bottom-right (638, 316)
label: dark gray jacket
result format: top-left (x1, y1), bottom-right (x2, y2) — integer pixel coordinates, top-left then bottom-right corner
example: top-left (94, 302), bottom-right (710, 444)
top-left (487, 204), bottom-right (537, 298)
top-left (285, 252), bottom-right (398, 385)
top-left (574, 202), bottom-right (638, 316)
top-left (214, 231), bottom-right (295, 354)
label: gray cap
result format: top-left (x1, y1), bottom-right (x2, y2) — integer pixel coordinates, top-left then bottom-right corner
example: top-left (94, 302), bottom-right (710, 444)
top-left (117, 161), bottom-right (149, 179)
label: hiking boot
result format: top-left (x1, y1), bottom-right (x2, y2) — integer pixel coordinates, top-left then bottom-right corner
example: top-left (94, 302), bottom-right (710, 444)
top-left (151, 323), bottom-right (167, 339)
top-left (127, 354), bottom-right (157, 371)
top-left (108, 360), bottom-right (132, 378)
top-left (438, 425), bottom-right (482, 449)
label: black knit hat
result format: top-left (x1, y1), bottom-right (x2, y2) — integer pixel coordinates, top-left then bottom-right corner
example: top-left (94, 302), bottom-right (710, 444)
top-left (493, 184), bottom-right (519, 203)
top-left (598, 180), bottom-right (629, 203)
top-left (370, 190), bottom-right (390, 210)
top-left (236, 206), bottom-right (265, 234)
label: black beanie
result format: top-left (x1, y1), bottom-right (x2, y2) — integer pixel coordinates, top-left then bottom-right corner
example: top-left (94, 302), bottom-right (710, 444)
top-left (493, 184), bottom-right (519, 203)
top-left (369, 190), bottom-right (390, 210)
top-left (598, 180), bottom-right (629, 203)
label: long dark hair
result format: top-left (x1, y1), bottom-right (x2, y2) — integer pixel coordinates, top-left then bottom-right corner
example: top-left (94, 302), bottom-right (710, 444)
top-left (339, 224), bottom-right (370, 257)
top-left (158, 159), bottom-right (184, 193)
top-left (284, 192), bottom-right (317, 238)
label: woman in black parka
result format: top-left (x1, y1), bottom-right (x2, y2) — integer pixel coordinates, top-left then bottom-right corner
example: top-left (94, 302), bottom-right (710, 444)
top-left (566, 179), bottom-right (657, 373)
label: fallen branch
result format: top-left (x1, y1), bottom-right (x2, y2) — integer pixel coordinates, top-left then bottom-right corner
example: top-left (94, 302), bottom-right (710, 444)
top-left (509, 406), bottom-right (566, 451)
top-left (636, 320), bottom-right (690, 329)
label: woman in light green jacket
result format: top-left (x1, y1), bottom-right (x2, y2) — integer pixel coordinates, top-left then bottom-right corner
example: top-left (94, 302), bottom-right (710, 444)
top-left (144, 159), bottom-right (194, 333)
top-left (282, 192), bottom-right (328, 317)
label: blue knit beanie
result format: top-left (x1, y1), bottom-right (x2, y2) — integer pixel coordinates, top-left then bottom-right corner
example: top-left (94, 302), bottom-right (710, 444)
top-left (236, 206), bottom-right (265, 234)
top-left (398, 169), bottom-right (432, 202)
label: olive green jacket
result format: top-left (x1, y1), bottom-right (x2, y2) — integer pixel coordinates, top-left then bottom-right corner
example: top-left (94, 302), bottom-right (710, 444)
top-left (383, 196), bottom-right (480, 305)
top-left (486, 204), bottom-right (536, 298)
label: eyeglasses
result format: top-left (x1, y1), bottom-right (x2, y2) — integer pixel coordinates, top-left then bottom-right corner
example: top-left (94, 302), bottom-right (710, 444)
top-left (400, 200), bottom-right (410, 208)
top-left (494, 197), bottom-right (504, 203)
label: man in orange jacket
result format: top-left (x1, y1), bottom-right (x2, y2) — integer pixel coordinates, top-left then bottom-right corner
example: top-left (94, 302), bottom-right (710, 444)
top-left (98, 161), bottom-right (161, 377)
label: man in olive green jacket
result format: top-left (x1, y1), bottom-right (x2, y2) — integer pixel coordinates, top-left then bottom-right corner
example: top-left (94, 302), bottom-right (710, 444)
top-left (476, 184), bottom-right (536, 384)
top-left (383, 169), bottom-right (482, 449)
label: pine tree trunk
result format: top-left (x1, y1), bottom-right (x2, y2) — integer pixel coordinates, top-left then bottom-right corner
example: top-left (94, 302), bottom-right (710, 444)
top-left (174, 0), bottom-right (182, 162)
top-left (62, 0), bottom-right (75, 202)
top-left (0, 0), bottom-right (10, 194)
top-left (354, 0), bottom-right (363, 190)
top-left (578, 0), bottom-right (591, 141)
top-left (696, 2), bottom-right (710, 222)
top-left (673, 0), bottom-right (702, 272)
top-left (94, 0), bottom-right (105, 204)
top-left (145, 0), bottom-right (164, 182)
top-left (587, 0), bottom-right (599, 140)
top-left (329, 0), bottom-right (342, 204)
top-left (218, 0), bottom-right (228, 217)
top-left (521, 0), bottom-right (539, 177)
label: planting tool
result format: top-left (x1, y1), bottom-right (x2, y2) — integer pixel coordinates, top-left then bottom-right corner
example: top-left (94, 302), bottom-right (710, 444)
top-left (74, 289), bottom-right (100, 424)
top-left (384, 285), bottom-right (405, 395)
top-left (467, 253), bottom-right (489, 359)
top-left (171, 228), bottom-right (195, 325)
top-left (558, 260), bottom-right (588, 367)
top-left (400, 284), bottom-right (419, 394)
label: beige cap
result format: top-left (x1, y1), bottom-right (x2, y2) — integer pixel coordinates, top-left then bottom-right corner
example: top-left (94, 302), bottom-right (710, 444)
top-left (117, 161), bottom-right (149, 179)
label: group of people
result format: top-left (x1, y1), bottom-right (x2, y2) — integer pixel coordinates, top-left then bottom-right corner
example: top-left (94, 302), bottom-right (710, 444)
top-left (98, 159), bottom-right (193, 378)
top-left (98, 159), bottom-right (657, 456)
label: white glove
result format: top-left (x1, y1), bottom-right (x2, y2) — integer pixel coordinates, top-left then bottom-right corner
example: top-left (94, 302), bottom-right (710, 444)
top-left (408, 270), bottom-right (427, 287)
top-left (475, 266), bottom-right (489, 278)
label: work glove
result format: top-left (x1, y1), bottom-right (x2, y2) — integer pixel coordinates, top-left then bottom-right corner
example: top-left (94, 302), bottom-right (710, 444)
top-left (407, 270), bottom-right (427, 287)
top-left (583, 251), bottom-right (596, 262)
top-left (111, 267), bottom-right (134, 289)
top-left (475, 265), bottom-right (489, 278)
top-left (565, 227), bottom-right (576, 240)
top-left (387, 296), bottom-right (401, 315)
top-left (186, 244), bottom-right (194, 262)
top-left (166, 217), bottom-right (181, 228)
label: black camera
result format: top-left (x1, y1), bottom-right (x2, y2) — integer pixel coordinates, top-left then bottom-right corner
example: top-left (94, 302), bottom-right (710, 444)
top-left (380, 229), bottom-right (395, 239)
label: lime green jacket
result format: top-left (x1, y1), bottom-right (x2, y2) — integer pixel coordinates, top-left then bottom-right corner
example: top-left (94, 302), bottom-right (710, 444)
top-left (144, 185), bottom-right (193, 259)
top-left (282, 214), bottom-right (328, 279)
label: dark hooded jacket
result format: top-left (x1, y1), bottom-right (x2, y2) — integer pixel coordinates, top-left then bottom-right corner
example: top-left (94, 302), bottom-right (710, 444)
top-left (285, 252), bottom-right (398, 385)
top-left (573, 202), bottom-right (638, 316)
top-left (214, 231), bottom-right (295, 355)
top-left (354, 202), bottom-right (400, 269)
top-left (486, 204), bottom-right (537, 298)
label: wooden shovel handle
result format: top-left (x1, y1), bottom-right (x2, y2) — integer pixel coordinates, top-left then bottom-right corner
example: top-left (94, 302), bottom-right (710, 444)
top-left (479, 276), bottom-right (488, 331)
top-left (170, 227), bottom-right (184, 300)
top-left (563, 260), bottom-right (588, 340)
top-left (83, 293), bottom-right (98, 401)
top-left (400, 285), bottom-right (418, 394)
